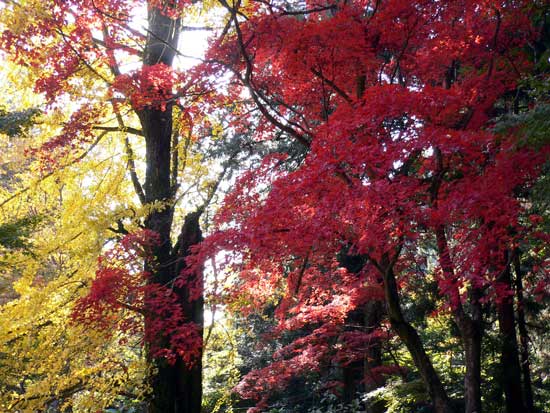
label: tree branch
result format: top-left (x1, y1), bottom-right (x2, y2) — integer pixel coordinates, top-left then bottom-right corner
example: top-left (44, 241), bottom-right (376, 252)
top-left (92, 125), bottom-right (143, 136)
top-left (311, 67), bottom-right (353, 105)
top-left (124, 134), bottom-right (146, 205)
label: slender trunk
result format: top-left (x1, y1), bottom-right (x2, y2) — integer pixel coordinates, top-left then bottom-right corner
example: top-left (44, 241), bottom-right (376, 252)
top-left (380, 254), bottom-right (455, 413)
top-left (459, 304), bottom-right (482, 413)
top-left (342, 307), bottom-right (365, 403)
top-left (435, 227), bottom-right (483, 413)
top-left (341, 79), bottom-right (386, 412)
top-left (437, 73), bottom-right (483, 411)
top-left (364, 300), bottom-right (384, 383)
top-left (496, 253), bottom-right (525, 413)
top-left (363, 300), bottom-right (385, 413)
top-left (513, 253), bottom-right (534, 412)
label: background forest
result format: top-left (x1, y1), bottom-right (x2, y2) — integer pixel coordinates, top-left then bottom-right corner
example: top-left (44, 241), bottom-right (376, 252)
top-left (0, 0), bottom-right (549, 413)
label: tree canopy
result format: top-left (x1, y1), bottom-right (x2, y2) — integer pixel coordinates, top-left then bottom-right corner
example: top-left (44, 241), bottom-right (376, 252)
top-left (0, 0), bottom-right (549, 413)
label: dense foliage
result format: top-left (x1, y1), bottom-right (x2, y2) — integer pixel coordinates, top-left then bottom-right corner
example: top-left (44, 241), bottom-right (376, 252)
top-left (0, 0), bottom-right (549, 412)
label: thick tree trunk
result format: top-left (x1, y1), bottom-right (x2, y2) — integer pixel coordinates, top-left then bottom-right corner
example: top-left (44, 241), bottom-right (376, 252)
top-left (513, 254), bottom-right (534, 413)
top-left (140, 4), bottom-right (180, 249)
top-left (173, 211), bottom-right (204, 413)
top-left (496, 255), bottom-right (525, 413)
top-left (380, 255), bottom-right (455, 413)
top-left (140, 5), bottom-right (203, 413)
top-left (146, 211), bottom-right (204, 413)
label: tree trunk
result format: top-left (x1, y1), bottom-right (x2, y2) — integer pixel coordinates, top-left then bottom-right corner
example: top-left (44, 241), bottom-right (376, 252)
top-left (496, 254), bottom-right (525, 413)
top-left (145, 212), bottom-right (204, 413)
top-left (140, 5), bottom-right (204, 413)
top-left (363, 300), bottom-right (385, 413)
top-left (513, 253), bottom-right (534, 413)
top-left (173, 211), bottom-right (204, 413)
top-left (339, 253), bottom-right (384, 406)
top-left (342, 305), bottom-right (366, 403)
top-left (458, 308), bottom-right (482, 413)
top-left (435, 227), bottom-right (482, 413)
top-left (342, 300), bottom-right (384, 406)
top-left (380, 254), bottom-right (455, 413)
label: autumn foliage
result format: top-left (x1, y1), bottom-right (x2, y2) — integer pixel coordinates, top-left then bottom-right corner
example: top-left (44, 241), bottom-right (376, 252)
top-left (191, 0), bottom-right (550, 410)
top-left (72, 230), bottom-right (202, 365)
top-left (0, 0), bottom-right (549, 412)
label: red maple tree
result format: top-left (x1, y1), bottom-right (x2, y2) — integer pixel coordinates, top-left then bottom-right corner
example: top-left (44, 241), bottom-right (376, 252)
top-left (192, 1), bottom-right (550, 412)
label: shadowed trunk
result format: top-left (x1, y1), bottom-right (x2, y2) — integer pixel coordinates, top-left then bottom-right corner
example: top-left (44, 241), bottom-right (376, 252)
top-left (496, 253), bottom-right (525, 413)
top-left (459, 304), bottom-right (482, 413)
top-left (513, 253), bottom-right (534, 412)
top-left (140, 5), bottom-right (203, 413)
top-left (339, 253), bottom-right (384, 407)
top-left (431, 145), bottom-right (482, 413)
top-left (379, 253), bottom-right (455, 413)
top-left (363, 300), bottom-right (385, 413)
top-left (339, 254), bottom-right (384, 413)
top-left (435, 227), bottom-right (483, 413)
top-left (146, 211), bottom-right (204, 413)
top-left (342, 306), bottom-right (367, 403)
top-left (342, 301), bottom-right (384, 407)
top-left (173, 211), bottom-right (204, 413)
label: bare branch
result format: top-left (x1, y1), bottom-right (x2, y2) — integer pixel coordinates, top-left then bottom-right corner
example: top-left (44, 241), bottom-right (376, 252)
top-left (124, 135), bottom-right (146, 205)
top-left (92, 125), bottom-right (144, 136)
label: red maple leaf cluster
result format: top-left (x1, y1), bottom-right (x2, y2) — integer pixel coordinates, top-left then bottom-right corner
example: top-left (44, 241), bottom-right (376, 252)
top-left (73, 230), bottom-right (202, 366)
